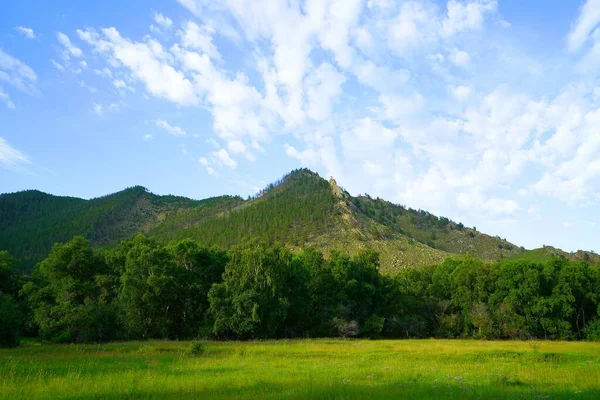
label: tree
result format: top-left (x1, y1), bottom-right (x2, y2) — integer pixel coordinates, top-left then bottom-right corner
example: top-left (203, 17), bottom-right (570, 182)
top-left (209, 242), bottom-right (308, 339)
top-left (116, 235), bottom-right (179, 339)
top-left (167, 239), bottom-right (228, 338)
top-left (0, 293), bottom-right (20, 347)
top-left (23, 237), bottom-right (116, 343)
top-left (0, 251), bottom-right (20, 296)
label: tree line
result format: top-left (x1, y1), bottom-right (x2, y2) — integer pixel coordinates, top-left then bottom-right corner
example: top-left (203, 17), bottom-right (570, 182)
top-left (1, 235), bottom-right (600, 347)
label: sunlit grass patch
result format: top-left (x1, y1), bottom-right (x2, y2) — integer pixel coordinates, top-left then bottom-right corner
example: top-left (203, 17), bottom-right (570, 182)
top-left (0, 339), bottom-right (599, 399)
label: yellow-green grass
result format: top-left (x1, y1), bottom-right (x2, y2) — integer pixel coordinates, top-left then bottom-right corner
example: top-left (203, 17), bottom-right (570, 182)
top-left (1, 339), bottom-right (599, 399)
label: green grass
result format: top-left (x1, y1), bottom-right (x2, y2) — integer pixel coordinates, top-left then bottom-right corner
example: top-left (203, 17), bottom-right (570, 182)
top-left (1, 339), bottom-right (599, 399)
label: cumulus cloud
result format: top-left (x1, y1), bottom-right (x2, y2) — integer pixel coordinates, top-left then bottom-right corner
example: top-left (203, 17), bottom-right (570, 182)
top-left (200, 149), bottom-right (237, 172)
top-left (113, 79), bottom-right (134, 92)
top-left (15, 26), bottom-right (35, 39)
top-left (153, 12), bottom-right (173, 28)
top-left (94, 67), bottom-right (113, 78)
top-left (442, 0), bottom-right (497, 37)
top-left (77, 27), bottom-right (198, 105)
top-left (387, 0), bottom-right (497, 53)
top-left (93, 102), bottom-right (122, 117)
top-left (451, 85), bottom-right (471, 101)
top-left (154, 119), bottom-right (186, 136)
top-left (448, 48), bottom-right (470, 67)
top-left (212, 148), bottom-right (237, 169)
top-left (57, 32), bottom-right (83, 59)
top-left (179, 21), bottom-right (221, 61)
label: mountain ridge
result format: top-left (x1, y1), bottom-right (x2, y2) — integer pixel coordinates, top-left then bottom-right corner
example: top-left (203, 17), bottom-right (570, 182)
top-left (1, 168), bottom-right (597, 272)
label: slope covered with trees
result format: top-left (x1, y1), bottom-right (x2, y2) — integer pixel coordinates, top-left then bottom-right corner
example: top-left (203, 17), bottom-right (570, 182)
top-left (149, 169), bottom-right (338, 247)
top-left (0, 186), bottom-right (238, 271)
top-left (2, 168), bottom-right (596, 273)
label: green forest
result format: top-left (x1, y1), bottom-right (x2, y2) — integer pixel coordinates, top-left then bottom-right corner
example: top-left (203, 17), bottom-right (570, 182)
top-left (2, 235), bottom-right (600, 347)
top-left (5, 169), bottom-right (566, 274)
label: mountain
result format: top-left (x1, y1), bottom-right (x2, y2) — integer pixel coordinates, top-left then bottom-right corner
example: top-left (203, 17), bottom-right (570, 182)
top-left (0, 186), bottom-right (241, 271)
top-left (1, 169), bottom-right (596, 273)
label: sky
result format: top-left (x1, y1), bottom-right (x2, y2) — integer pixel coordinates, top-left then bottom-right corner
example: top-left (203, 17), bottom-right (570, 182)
top-left (1, 0), bottom-right (600, 253)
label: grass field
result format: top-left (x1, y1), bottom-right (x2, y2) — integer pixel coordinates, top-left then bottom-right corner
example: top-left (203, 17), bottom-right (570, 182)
top-left (1, 339), bottom-right (599, 399)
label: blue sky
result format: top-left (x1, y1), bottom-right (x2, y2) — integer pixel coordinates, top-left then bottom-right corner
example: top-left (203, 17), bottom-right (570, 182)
top-left (1, 0), bottom-right (600, 253)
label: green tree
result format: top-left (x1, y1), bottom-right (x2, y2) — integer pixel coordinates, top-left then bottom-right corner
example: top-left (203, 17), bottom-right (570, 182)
top-left (209, 242), bottom-right (308, 339)
top-left (23, 237), bottom-right (116, 343)
top-left (0, 250), bottom-right (21, 347)
top-left (0, 284), bottom-right (20, 347)
top-left (167, 239), bottom-right (228, 338)
top-left (115, 235), bottom-right (179, 339)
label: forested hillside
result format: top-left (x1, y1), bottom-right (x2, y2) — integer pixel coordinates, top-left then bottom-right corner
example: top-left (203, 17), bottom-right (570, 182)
top-left (0, 186), bottom-right (226, 271)
top-left (150, 169), bottom-right (338, 247)
top-left (2, 168), bottom-right (597, 272)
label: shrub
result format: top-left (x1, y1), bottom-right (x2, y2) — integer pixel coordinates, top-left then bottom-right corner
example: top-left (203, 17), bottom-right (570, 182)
top-left (188, 341), bottom-right (206, 356)
top-left (333, 318), bottom-right (359, 338)
top-left (585, 320), bottom-right (600, 341)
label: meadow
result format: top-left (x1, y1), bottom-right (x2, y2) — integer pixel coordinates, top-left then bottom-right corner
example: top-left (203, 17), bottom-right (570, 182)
top-left (1, 339), bottom-right (599, 399)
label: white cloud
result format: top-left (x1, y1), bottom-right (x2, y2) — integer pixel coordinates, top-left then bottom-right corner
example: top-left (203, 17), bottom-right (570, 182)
top-left (199, 148), bottom-right (239, 173)
top-left (448, 48), bottom-right (470, 67)
top-left (154, 119), bottom-right (186, 136)
top-left (442, 0), bottom-right (497, 37)
top-left (94, 67), bottom-right (113, 78)
top-left (284, 144), bottom-right (320, 166)
top-left (341, 118), bottom-right (397, 162)
top-left (57, 32), bottom-right (83, 59)
top-left (353, 60), bottom-right (411, 93)
top-left (379, 93), bottom-right (424, 119)
top-left (179, 22), bottom-right (221, 61)
top-left (93, 102), bottom-right (122, 117)
top-left (113, 79), bottom-right (134, 92)
top-left (0, 137), bottom-right (29, 169)
top-left (567, 0), bottom-right (600, 51)
top-left (153, 12), bottom-right (173, 28)
top-left (51, 59), bottom-right (66, 71)
top-left (387, 0), bottom-right (497, 53)
top-left (305, 62), bottom-right (346, 121)
top-left (387, 1), bottom-right (435, 52)
top-left (227, 140), bottom-right (246, 154)
top-left (15, 26), bottom-right (35, 39)
top-left (177, 0), bottom-right (200, 15)
top-left (143, 134), bottom-right (153, 142)
top-left (0, 49), bottom-right (37, 94)
top-left (451, 85), bottom-right (471, 101)
top-left (214, 149), bottom-right (237, 169)
top-left (78, 27), bottom-right (198, 105)
top-left (93, 103), bottom-right (103, 116)
top-left (0, 87), bottom-right (15, 109)
top-left (79, 80), bottom-right (97, 93)
top-left (457, 190), bottom-right (519, 216)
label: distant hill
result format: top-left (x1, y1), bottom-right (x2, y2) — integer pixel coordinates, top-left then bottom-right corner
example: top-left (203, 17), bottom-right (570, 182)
top-left (2, 168), bottom-right (594, 273)
top-left (505, 245), bottom-right (600, 264)
top-left (0, 186), bottom-right (241, 271)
